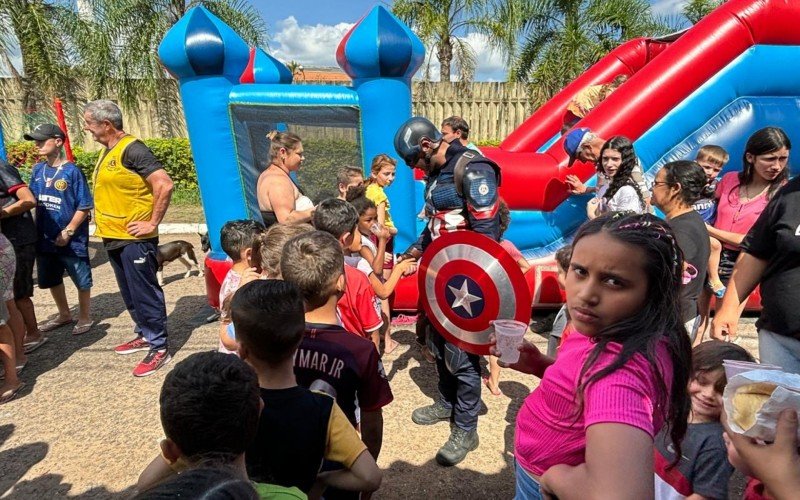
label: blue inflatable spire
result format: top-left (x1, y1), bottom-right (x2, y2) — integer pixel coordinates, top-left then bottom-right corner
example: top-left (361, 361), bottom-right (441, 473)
top-left (336, 5), bottom-right (424, 81)
top-left (337, 5), bottom-right (425, 251)
top-left (158, 5), bottom-right (250, 81)
top-left (240, 48), bottom-right (293, 84)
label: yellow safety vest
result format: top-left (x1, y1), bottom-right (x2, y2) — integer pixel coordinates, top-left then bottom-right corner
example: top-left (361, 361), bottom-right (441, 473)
top-left (92, 135), bottom-right (157, 240)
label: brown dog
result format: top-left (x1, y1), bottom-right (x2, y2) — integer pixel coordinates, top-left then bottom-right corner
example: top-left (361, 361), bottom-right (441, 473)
top-left (156, 240), bottom-right (203, 286)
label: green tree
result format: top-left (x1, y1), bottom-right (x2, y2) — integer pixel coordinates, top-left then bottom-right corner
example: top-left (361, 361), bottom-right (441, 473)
top-left (683, 0), bottom-right (723, 24)
top-left (393, 0), bottom-right (515, 82)
top-left (68, 0), bottom-right (269, 111)
top-left (0, 1), bottom-right (82, 121)
top-left (507, 0), bottom-right (671, 103)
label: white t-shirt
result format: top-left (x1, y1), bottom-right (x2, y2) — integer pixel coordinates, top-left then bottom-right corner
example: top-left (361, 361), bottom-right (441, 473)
top-left (597, 184), bottom-right (644, 214)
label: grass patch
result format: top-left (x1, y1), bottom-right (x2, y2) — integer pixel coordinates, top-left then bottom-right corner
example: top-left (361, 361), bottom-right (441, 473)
top-left (171, 188), bottom-right (202, 206)
top-left (163, 188), bottom-right (205, 224)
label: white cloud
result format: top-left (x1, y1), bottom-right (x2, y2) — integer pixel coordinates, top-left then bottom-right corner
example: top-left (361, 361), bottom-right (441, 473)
top-left (269, 16), bottom-right (508, 81)
top-left (416, 32), bottom-right (508, 82)
top-left (650, 0), bottom-right (687, 17)
top-left (270, 16), bottom-right (354, 67)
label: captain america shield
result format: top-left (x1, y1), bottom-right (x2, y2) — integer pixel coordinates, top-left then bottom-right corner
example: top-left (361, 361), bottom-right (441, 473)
top-left (418, 231), bottom-right (532, 355)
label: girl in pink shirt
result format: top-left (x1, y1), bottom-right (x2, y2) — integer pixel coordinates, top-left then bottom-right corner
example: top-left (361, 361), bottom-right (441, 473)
top-left (494, 212), bottom-right (692, 500)
top-left (705, 128), bottom-right (789, 339)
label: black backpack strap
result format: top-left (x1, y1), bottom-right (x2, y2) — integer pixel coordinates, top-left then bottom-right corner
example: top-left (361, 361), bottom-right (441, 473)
top-left (454, 151), bottom-right (478, 197)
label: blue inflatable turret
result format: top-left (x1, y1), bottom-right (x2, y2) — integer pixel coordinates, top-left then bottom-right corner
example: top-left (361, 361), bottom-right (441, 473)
top-left (337, 7), bottom-right (424, 248)
top-left (159, 6), bottom-right (251, 259)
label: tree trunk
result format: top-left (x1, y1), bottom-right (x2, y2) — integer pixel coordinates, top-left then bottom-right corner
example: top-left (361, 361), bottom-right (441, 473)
top-left (438, 38), bottom-right (453, 83)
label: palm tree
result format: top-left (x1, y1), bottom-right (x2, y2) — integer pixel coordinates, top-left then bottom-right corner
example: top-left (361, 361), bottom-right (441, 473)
top-left (393, 0), bottom-right (515, 82)
top-left (506, 0), bottom-right (671, 103)
top-left (0, 1), bottom-right (82, 124)
top-left (68, 0), bottom-right (269, 111)
top-left (285, 60), bottom-right (304, 81)
top-left (683, 0), bottom-right (724, 24)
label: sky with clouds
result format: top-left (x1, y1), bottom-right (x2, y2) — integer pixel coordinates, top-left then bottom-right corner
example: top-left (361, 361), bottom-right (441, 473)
top-left (253, 0), bottom-right (691, 82)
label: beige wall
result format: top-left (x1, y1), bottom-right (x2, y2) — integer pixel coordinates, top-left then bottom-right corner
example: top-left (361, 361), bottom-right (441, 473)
top-left (0, 79), bottom-right (535, 147)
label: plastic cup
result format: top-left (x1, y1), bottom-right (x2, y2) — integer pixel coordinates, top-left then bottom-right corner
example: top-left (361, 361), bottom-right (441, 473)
top-left (492, 319), bottom-right (527, 364)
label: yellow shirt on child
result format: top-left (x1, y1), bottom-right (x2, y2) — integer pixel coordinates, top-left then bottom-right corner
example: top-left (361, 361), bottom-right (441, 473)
top-left (365, 183), bottom-right (394, 229)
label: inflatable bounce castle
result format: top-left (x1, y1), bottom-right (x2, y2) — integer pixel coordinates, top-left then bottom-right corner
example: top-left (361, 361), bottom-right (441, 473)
top-left (159, 0), bottom-right (800, 311)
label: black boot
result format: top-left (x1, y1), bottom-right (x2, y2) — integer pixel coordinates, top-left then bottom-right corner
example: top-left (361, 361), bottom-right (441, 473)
top-left (435, 427), bottom-right (479, 466)
top-left (411, 400), bottom-right (452, 425)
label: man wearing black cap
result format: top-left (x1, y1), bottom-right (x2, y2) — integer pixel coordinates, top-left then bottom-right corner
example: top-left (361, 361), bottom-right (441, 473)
top-left (394, 116), bottom-right (501, 466)
top-left (25, 124), bottom-right (94, 337)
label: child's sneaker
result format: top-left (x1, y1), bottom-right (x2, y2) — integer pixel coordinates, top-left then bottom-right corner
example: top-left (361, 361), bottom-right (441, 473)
top-left (114, 337), bottom-right (150, 355)
top-left (132, 350), bottom-right (172, 377)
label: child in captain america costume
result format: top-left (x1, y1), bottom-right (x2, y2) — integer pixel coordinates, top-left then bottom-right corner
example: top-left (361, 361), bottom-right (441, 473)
top-left (394, 116), bottom-right (501, 467)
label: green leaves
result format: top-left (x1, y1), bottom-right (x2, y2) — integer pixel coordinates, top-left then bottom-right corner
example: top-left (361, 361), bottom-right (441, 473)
top-left (506, 0), bottom-right (670, 105)
top-left (393, 0), bottom-right (513, 83)
top-left (683, 0), bottom-right (723, 25)
top-left (0, 0), bottom-right (269, 119)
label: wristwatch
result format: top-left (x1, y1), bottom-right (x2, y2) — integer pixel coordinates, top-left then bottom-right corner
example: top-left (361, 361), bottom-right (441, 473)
top-left (64, 229), bottom-right (75, 237)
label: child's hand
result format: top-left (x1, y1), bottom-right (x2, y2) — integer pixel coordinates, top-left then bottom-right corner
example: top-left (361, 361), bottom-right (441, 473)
top-left (373, 224), bottom-right (391, 241)
top-left (240, 267), bottom-right (262, 286)
top-left (389, 226), bottom-right (398, 235)
top-left (384, 251), bottom-right (394, 265)
top-left (396, 258), bottom-right (417, 276)
top-left (489, 334), bottom-right (547, 376)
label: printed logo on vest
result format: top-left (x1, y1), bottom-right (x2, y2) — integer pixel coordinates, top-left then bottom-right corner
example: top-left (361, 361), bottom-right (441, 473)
top-left (106, 159), bottom-right (119, 172)
top-left (796, 224), bottom-right (800, 236)
top-left (54, 179), bottom-right (68, 191)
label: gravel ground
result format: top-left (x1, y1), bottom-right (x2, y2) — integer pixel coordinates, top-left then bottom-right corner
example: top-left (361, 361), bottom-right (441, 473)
top-left (0, 233), bottom-right (760, 499)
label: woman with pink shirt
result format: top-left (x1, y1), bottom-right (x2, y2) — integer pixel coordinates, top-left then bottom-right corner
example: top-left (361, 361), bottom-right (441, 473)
top-left (706, 128), bottom-right (789, 323)
top-left (493, 212), bottom-right (691, 499)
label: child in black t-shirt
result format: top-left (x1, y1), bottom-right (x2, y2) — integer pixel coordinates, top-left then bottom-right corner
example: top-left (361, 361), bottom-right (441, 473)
top-left (232, 280), bottom-right (381, 496)
top-left (653, 340), bottom-right (753, 499)
top-left (134, 351), bottom-right (305, 498)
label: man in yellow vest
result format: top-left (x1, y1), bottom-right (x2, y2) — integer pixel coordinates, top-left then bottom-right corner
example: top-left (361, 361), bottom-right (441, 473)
top-left (83, 100), bottom-right (174, 377)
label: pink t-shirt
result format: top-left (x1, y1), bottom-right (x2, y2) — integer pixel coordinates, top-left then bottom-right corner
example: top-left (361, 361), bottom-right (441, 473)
top-left (514, 331), bottom-right (673, 476)
top-left (713, 172), bottom-right (770, 250)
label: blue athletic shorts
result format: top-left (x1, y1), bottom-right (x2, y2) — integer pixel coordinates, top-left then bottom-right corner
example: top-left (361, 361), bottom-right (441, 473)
top-left (37, 253), bottom-right (93, 290)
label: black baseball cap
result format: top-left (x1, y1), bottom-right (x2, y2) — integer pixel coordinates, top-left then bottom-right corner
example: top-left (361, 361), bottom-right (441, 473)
top-left (24, 123), bottom-right (66, 141)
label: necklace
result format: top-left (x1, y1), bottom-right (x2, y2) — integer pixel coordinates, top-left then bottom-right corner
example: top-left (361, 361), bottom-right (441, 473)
top-left (44, 159), bottom-right (67, 188)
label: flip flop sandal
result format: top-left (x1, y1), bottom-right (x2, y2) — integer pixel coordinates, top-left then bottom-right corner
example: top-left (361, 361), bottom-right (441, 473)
top-left (391, 314), bottom-right (418, 327)
top-left (38, 317), bottom-right (73, 332)
top-left (23, 336), bottom-right (49, 354)
top-left (72, 321), bottom-right (95, 336)
top-left (0, 382), bottom-right (26, 404)
top-left (0, 362), bottom-right (26, 381)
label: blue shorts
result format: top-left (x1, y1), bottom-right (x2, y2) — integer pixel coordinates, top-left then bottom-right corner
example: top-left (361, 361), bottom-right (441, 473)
top-left (37, 253), bottom-right (93, 290)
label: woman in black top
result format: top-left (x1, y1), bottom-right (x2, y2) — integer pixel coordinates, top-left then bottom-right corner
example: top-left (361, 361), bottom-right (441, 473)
top-left (651, 160), bottom-right (710, 341)
top-left (257, 131), bottom-right (314, 229)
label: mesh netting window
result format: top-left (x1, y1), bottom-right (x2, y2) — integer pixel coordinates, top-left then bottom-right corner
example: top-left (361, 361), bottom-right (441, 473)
top-left (230, 105), bottom-right (363, 213)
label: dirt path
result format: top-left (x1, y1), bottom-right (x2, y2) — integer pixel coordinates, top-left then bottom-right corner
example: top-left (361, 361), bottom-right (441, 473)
top-left (0, 233), bottom-right (760, 498)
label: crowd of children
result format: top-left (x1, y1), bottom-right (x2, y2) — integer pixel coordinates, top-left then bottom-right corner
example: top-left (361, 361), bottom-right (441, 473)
top-left (125, 118), bottom-right (800, 500)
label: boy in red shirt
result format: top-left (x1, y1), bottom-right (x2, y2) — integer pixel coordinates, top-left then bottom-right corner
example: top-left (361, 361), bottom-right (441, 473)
top-left (312, 198), bottom-right (384, 341)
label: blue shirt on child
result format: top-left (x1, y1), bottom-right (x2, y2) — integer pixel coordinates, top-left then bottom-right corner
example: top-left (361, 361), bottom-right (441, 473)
top-left (29, 161), bottom-right (93, 257)
top-left (692, 180), bottom-right (718, 224)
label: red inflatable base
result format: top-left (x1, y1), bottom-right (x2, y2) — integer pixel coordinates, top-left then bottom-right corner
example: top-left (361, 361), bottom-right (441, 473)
top-left (204, 257), bottom-right (761, 313)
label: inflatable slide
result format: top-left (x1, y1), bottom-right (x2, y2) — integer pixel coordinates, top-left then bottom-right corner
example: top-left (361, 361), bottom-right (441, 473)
top-left (160, 0), bottom-right (800, 310)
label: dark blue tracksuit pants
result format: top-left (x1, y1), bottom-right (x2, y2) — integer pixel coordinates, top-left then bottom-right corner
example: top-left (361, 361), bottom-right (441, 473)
top-left (428, 327), bottom-right (482, 432)
top-left (107, 240), bottom-right (168, 351)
